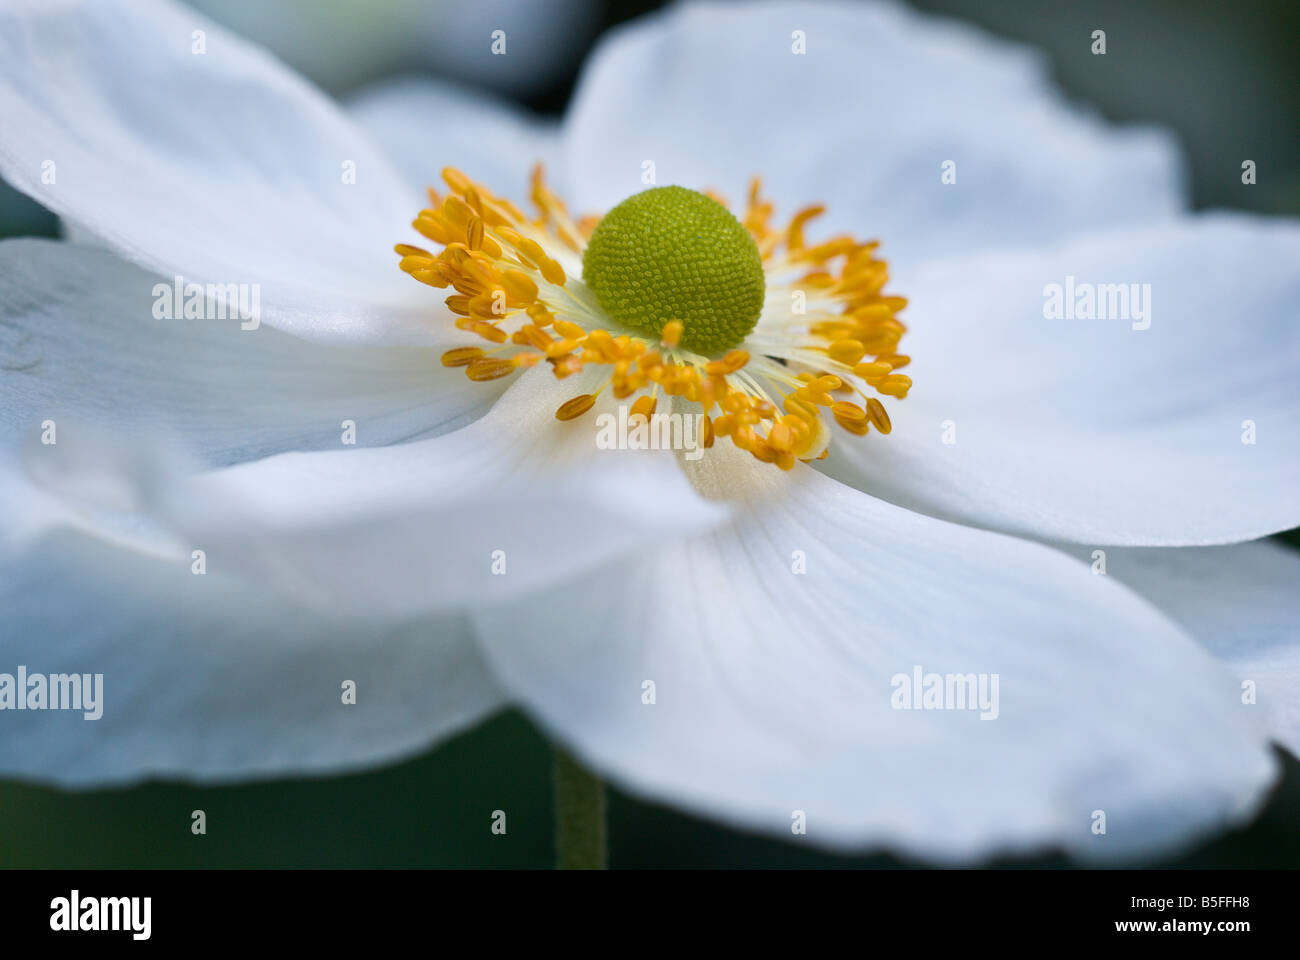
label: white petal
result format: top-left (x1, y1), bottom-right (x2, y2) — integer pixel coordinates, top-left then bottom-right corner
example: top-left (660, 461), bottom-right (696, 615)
top-left (348, 79), bottom-right (560, 204)
top-left (474, 452), bottom-right (1275, 862)
top-left (130, 368), bottom-right (727, 619)
top-left (0, 522), bottom-right (504, 786)
top-left (562, 0), bottom-right (1184, 261)
top-left (0, 0), bottom-right (432, 344)
top-left (1070, 540), bottom-right (1300, 760)
top-left (823, 213), bottom-right (1300, 545)
top-left (0, 239), bottom-right (496, 466)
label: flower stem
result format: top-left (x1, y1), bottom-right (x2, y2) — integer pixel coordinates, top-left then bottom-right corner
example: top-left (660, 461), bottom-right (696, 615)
top-left (552, 748), bottom-right (607, 869)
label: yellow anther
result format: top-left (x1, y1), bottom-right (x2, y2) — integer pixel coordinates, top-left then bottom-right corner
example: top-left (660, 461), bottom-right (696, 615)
top-left (786, 205), bottom-right (825, 252)
top-left (555, 394), bottom-right (597, 421)
top-left (854, 361), bottom-right (893, 379)
top-left (827, 339), bottom-right (866, 365)
top-left (701, 415), bottom-right (715, 448)
top-left (768, 421), bottom-right (794, 453)
top-left (442, 167), bottom-right (472, 195)
top-left (865, 398), bottom-right (891, 433)
top-left (413, 215), bottom-right (456, 245)
top-left (849, 302), bottom-right (894, 322)
top-left (517, 238), bottom-right (547, 266)
top-left (497, 198), bottom-right (528, 223)
top-left (831, 400), bottom-right (867, 423)
top-left (704, 350), bottom-right (750, 376)
top-left (442, 196), bottom-right (473, 229)
top-left (441, 347), bottom-right (484, 367)
top-left (834, 413), bottom-right (871, 436)
top-left (447, 275), bottom-right (482, 299)
top-left (549, 320), bottom-right (583, 342)
top-left (461, 258), bottom-right (501, 287)
top-left (552, 354), bottom-right (584, 378)
top-left (514, 324), bottom-right (553, 350)
top-left (409, 268), bottom-right (448, 288)
top-left (630, 395), bottom-right (657, 420)
top-left (465, 357), bottom-right (516, 382)
top-left (394, 243), bottom-right (432, 258)
top-left (469, 294), bottom-right (504, 319)
top-left (876, 374), bottom-right (912, 398)
top-left (784, 396), bottom-right (821, 421)
top-left (527, 306), bottom-right (557, 327)
top-left (471, 321), bottom-right (507, 344)
top-left (539, 257), bottom-right (566, 286)
top-left (545, 338), bottom-right (581, 358)
top-left (749, 440), bottom-right (777, 463)
top-left (501, 269), bottom-right (539, 303)
top-left (466, 216), bottom-right (484, 251)
top-left (794, 387), bottom-right (834, 407)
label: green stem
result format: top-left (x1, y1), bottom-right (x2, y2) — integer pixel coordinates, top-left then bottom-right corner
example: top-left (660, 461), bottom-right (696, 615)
top-left (552, 748), bottom-right (607, 869)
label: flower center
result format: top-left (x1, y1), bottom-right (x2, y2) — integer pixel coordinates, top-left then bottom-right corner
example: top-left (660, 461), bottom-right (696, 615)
top-left (582, 186), bottom-right (765, 355)
top-left (395, 166), bottom-right (913, 472)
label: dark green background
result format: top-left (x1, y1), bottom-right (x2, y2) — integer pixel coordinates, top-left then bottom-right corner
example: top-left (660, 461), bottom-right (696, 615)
top-left (3, 0), bottom-right (1297, 867)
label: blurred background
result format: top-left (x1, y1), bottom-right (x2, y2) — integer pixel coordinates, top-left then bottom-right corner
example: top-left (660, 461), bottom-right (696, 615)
top-left (2, 0), bottom-right (1297, 867)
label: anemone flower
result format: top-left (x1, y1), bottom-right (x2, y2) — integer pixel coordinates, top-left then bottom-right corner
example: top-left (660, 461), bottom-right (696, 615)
top-left (1, 0), bottom-right (1297, 866)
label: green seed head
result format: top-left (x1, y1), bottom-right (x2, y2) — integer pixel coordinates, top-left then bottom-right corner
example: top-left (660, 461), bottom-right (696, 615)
top-left (582, 186), bottom-right (765, 355)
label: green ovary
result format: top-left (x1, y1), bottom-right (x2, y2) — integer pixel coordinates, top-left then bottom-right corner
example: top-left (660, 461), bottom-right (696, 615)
top-left (581, 186), bottom-right (766, 355)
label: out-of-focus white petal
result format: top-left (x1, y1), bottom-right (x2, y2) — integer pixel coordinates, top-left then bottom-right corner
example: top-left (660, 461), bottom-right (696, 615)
top-left (1069, 540), bottom-right (1300, 760)
top-left (0, 0), bottom-right (433, 344)
top-left (412, 0), bottom-right (601, 101)
top-left (188, 0), bottom-right (601, 99)
top-left (0, 239), bottom-right (497, 466)
top-left (348, 79), bottom-right (559, 203)
top-left (474, 451), bottom-right (1274, 862)
top-left (183, 0), bottom-right (429, 95)
top-left (562, 0), bottom-right (1184, 261)
top-left (824, 214), bottom-right (1300, 545)
top-left (0, 524), bottom-right (504, 787)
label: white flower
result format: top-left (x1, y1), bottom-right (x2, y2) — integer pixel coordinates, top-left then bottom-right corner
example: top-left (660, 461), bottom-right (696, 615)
top-left (1, 0), bottom-right (1297, 864)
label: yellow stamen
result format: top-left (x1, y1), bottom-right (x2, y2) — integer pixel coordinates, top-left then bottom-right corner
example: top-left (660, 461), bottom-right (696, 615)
top-left (465, 357), bottom-right (516, 382)
top-left (866, 398), bottom-right (892, 434)
top-left (556, 394), bottom-right (597, 421)
top-left (441, 346), bottom-right (484, 367)
top-left (630, 395), bottom-right (657, 421)
top-left (831, 400), bottom-right (867, 423)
